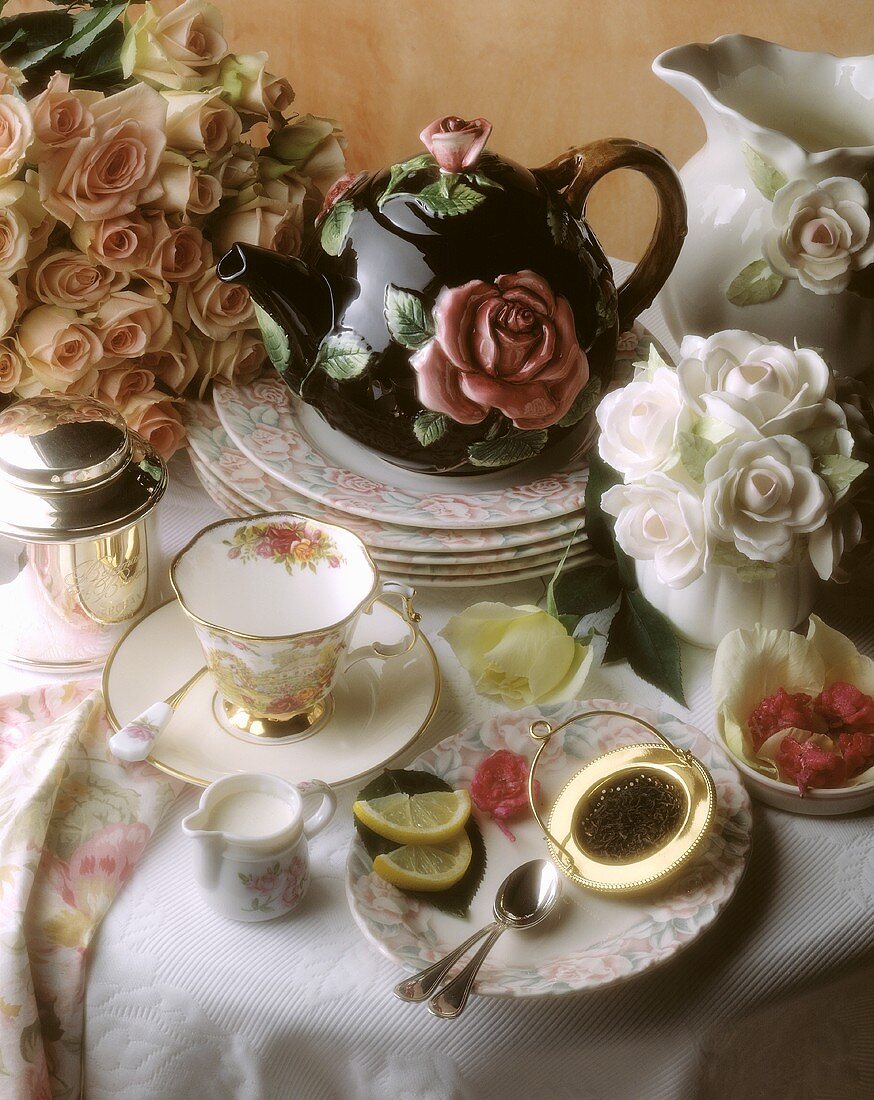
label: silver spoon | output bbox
[394,859,562,1013]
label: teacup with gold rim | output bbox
[170,512,420,739]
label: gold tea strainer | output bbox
[527,709,716,894]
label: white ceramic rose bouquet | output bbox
[0,0,345,458]
[591,330,870,647]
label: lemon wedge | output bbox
[353,789,472,845]
[372,833,473,892]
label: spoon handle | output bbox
[428,924,505,1018]
[393,922,497,1002]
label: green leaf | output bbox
[71,20,125,87]
[557,378,602,428]
[815,454,868,497]
[470,171,502,190]
[378,153,436,207]
[320,199,353,257]
[545,530,583,620]
[467,429,548,467]
[552,559,622,618]
[314,330,374,380]
[0,10,73,71]
[675,428,717,482]
[253,302,290,373]
[418,178,485,217]
[354,769,486,917]
[413,410,449,447]
[63,2,126,59]
[384,284,435,350]
[742,142,788,200]
[584,450,622,560]
[605,589,686,705]
[726,259,785,306]
[634,341,672,381]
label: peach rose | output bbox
[29,72,102,159]
[32,249,128,309]
[0,336,22,393]
[38,83,167,227]
[120,391,186,459]
[95,363,157,406]
[0,180,46,276]
[142,329,199,392]
[0,275,19,337]
[17,306,102,393]
[219,52,294,122]
[192,328,265,395]
[0,62,23,97]
[122,0,228,91]
[411,270,589,430]
[71,210,171,281]
[0,93,32,184]
[213,142,259,196]
[151,152,222,216]
[162,89,240,156]
[97,291,173,364]
[211,176,306,255]
[159,223,211,282]
[176,267,253,340]
[267,114,346,198]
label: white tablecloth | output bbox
[4,291,873,1100]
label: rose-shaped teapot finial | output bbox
[419,115,493,173]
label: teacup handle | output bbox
[344,582,421,669]
[296,779,337,839]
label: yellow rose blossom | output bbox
[440,602,594,709]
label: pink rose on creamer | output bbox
[411,271,589,430]
[420,115,492,173]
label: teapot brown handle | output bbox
[536,139,686,330]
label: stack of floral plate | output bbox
[181,325,658,587]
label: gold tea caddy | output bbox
[527,708,716,894]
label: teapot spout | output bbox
[217,243,334,369]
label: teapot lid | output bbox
[0,395,167,543]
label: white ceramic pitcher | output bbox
[654,35,874,378]
[181,773,336,922]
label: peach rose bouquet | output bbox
[0,0,345,457]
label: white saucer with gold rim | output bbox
[102,598,440,788]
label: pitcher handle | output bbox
[297,779,337,839]
[344,582,421,669]
[535,139,687,329]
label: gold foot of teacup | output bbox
[213,693,334,745]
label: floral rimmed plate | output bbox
[345,700,751,997]
[183,400,588,557]
[212,325,662,531]
[185,443,586,565]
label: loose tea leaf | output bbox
[576,772,683,860]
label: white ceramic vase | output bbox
[653,35,874,378]
[635,558,820,650]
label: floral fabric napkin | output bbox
[0,682,182,1099]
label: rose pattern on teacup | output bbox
[238,854,310,915]
[200,625,345,718]
[224,518,344,573]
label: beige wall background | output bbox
[217,0,874,260]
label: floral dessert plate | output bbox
[186,445,586,566]
[183,400,589,556]
[103,599,440,788]
[212,326,662,531]
[346,700,751,997]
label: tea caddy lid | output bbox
[0,395,168,543]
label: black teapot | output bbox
[218,116,686,475]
